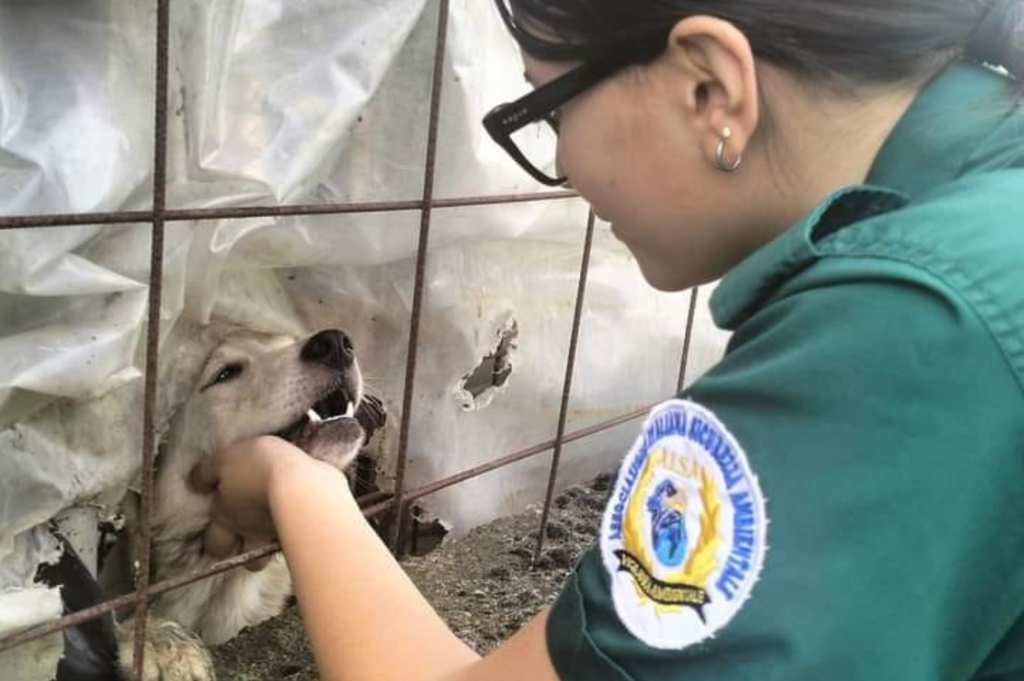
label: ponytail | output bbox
[966,0,1024,79]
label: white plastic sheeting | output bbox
[0,1,730,676]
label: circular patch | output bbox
[600,399,767,650]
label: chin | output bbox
[614,230,707,292]
[635,258,696,293]
[646,276,692,293]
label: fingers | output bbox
[201,521,277,570]
[189,455,220,494]
[202,520,240,560]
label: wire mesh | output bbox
[0,0,704,667]
[389,0,452,555]
[128,0,172,674]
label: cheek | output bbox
[558,102,673,219]
[600,134,710,238]
[556,126,626,218]
[209,396,250,445]
[182,398,235,452]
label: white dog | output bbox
[111,328,369,681]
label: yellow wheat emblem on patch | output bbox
[620,448,722,615]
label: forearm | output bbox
[268,461,479,681]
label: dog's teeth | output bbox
[343,402,355,418]
[307,408,323,424]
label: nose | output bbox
[301,329,354,370]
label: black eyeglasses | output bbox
[483,53,632,186]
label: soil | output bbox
[211,475,613,681]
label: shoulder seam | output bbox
[815,236,1024,400]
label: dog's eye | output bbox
[211,363,244,386]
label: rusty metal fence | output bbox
[0,0,702,676]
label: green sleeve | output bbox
[546,258,1024,680]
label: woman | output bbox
[191,0,1024,678]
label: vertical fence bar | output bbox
[131,0,171,676]
[389,0,452,555]
[676,287,701,393]
[0,0,714,660]
[533,210,597,563]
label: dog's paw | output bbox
[293,416,364,471]
[117,617,216,681]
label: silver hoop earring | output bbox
[716,127,743,173]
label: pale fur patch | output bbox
[119,329,365,679]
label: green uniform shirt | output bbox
[547,61,1024,680]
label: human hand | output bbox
[189,436,316,569]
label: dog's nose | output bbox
[301,329,354,370]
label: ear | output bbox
[661,16,760,169]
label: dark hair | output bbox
[495,0,1024,87]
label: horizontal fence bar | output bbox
[363,402,654,517]
[357,490,394,507]
[0,400,654,653]
[0,191,579,230]
[0,542,282,655]
[0,489,391,654]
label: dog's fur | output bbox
[113,328,366,681]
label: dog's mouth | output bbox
[274,386,357,444]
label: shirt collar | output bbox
[709,62,1023,330]
[709,186,906,329]
[866,61,1024,194]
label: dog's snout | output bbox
[301,329,354,370]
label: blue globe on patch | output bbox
[647,479,689,568]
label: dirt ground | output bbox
[211,475,613,681]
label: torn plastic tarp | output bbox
[0,1,730,677]
[0,527,65,680]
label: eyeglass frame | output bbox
[482,52,634,186]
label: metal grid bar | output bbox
[533,210,597,562]
[0,0,707,666]
[130,0,172,675]
[677,287,701,392]
[389,0,452,555]
[362,402,658,517]
[0,399,659,654]
[0,191,579,231]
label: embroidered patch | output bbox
[600,400,767,650]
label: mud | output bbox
[211,476,612,680]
